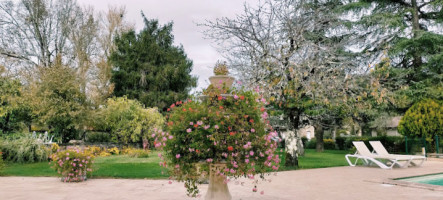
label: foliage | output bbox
[0,151,4,173]
[96,97,164,144]
[341,0,443,111]
[50,143,59,154]
[213,61,229,75]
[323,139,336,150]
[306,138,317,149]
[85,146,102,156]
[122,148,150,158]
[0,135,50,163]
[110,13,197,111]
[398,99,443,139]
[26,59,87,143]
[0,68,31,134]
[108,147,120,155]
[85,132,111,143]
[50,148,94,182]
[153,87,280,197]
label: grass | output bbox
[1,149,350,178]
[1,151,168,179]
[277,149,350,170]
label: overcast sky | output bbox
[76,0,259,91]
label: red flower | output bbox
[228,146,234,151]
[260,107,265,112]
[196,149,200,153]
[171,104,175,108]
[193,124,198,128]
[189,107,193,112]
[219,106,224,110]
[249,119,254,123]
[168,121,174,126]
[244,115,249,118]
[167,108,171,112]
[240,96,245,100]
[218,96,223,101]
[182,108,187,112]
[229,132,235,136]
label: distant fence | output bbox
[405,135,443,156]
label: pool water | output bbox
[398,173,443,186]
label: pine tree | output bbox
[342,0,443,110]
[110,13,197,111]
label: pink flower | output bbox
[151,134,156,137]
[168,181,172,184]
[197,121,203,125]
[79,164,83,167]
[204,125,210,130]
[206,158,213,163]
[234,95,239,99]
[260,191,264,195]
[168,135,173,139]
[251,128,255,133]
[249,151,254,156]
[245,159,249,163]
[253,187,257,192]
[176,154,181,159]
[214,125,219,129]
[66,157,69,161]
[186,128,192,133]
[175,164,180,168]
[189,122,194,125]
[66,153,69,156]
[72,163,76,167]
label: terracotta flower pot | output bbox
[209,75,235,89]
[205,163,232,200]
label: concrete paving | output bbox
[1,160,443,200]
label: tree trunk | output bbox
[314,123,324,152]
[411,0,422,70]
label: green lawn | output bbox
[1,149,350,178]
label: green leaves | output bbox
[110,14,196,111]
[98,97,164,144]
[398,99,443,139]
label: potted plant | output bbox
[153,86,280,199]
[208,61,235,89]
[50,148,94,182]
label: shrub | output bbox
[99,151,111,157]
[126,148,150,158]
[50,148,94,182]
[97,97,164,144]
[0,151,4,173]
[323,139,336,150]
[85,146,102,156]
[85,132,110,143]
[0,135,50,163]
[335,137,346,150]
[108,147,119,155]
[306,138,317,149]
[301,136,308,147]
[398,99,442,139]
[50,143,60,154]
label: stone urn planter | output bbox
[205,163,231,200]
[209,75,235,89]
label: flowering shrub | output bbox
[108,147,120,155]
[50,149,94,182]
[124,148,150,158]
[85,146,102,156]
[153,87,280,197]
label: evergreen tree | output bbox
[342,0,443,110]
[398,99,442,139]
[110,13,197,111]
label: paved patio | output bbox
[1,159,443,200]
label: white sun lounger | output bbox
[369,141,425,167]
[345,141,412,169]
